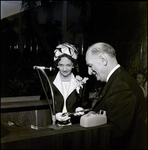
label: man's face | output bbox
[86,50,106,82]
[136,74,145,85]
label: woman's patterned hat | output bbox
[54,43,78,61]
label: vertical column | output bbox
[62,1,68,42]
[18,12,24,54]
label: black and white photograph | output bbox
[1,1,147,149]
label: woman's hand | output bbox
[56,112,70,122]
[74,107,84,116]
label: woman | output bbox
[43,43,91,126]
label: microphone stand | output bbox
[34,67,63,130]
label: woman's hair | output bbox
[54,53,78,67]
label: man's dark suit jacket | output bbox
[92,66,147,149]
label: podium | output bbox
[1,123,111,149]
[1,99,112,149]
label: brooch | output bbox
[75,75,89,94]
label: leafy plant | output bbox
[9,78,33,96]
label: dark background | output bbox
[1,1,147,97]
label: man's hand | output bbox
[74,107,84,116]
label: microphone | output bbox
[33,66,53,71]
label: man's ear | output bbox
[99,54,108,66]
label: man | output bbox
[136,72,147,98]
[85,42,147,149]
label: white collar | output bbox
[53,72,77,97]
[106,64,120,82]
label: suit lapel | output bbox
[92,67,122,109]
[97,83,108,101]
[53,72,63,96]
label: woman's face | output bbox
[57,56,74,78]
